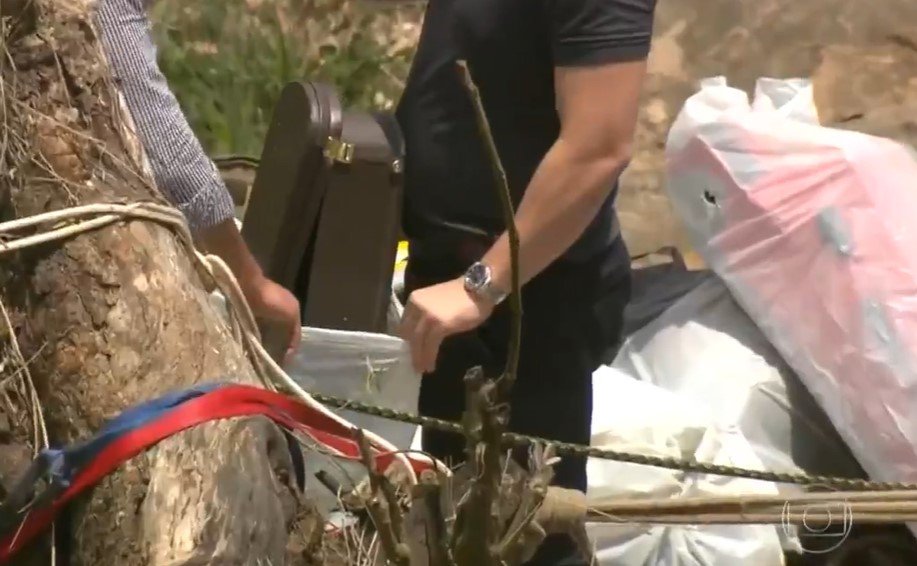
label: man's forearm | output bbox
[197,220,267,296]
[481,139,629,291]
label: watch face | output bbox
[465,263,489,289]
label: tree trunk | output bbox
[1,1,320,564]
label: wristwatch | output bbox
[463,262,508,305]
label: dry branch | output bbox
[589,488,917,526]
[455,60,521,390]
[402,468,455,566]
[355,428,410,565]
[417,469,454,566]
[448,60,595,566]
[450,368,505,565]
[497,447,555,563]
[443,61,545,566]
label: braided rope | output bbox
[6,202,917,496]
[311,392,917,492]
[207,156,912,491]
[208,156,909,491]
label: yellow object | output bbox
[680,248,707,270]
[395,240,409,273]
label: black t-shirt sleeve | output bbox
[546,0,657,67]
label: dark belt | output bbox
[407,232,495,266]
[407,213,621,267]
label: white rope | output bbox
[0,201,447,483]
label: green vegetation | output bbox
[151,0,422,156]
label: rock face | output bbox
[619,0,917,256]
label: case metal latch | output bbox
[323,137,354,165]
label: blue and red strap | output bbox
[0,384,432,562]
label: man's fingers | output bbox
[283,347,295,366]
[421,322,445,374]
[400,301,430,374]
[286,321,301,360]
[398,301,418,340]
[409,317,428,374]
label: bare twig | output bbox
[449,60,533,565]
[455,60,522,391]
[0,298,47,454]
[408,469,455,566]
[498,447,555,562]
[451,369,504,565]
[354,428,410,565]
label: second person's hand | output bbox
[244,274,302,364]
[198,218,302,363]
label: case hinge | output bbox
[323,137,354,165]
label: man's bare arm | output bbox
[481,60,647,291]
[399,61,649,373]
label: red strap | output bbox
[0,385,432,562]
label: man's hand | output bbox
[198,219,302,363]
[399,278,494,373]
[241,274,302,363]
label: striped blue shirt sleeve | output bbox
[94,0,236,231]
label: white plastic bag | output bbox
[586,367,786,566]
[749,78,818,123]
[286,325,420,450]
[665,77,917,516]
[208,288,419,450]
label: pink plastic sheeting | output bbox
[666,77,917,489]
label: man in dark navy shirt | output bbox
[396,0,656,562]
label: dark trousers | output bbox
[404,242,631,565]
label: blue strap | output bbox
[2,383,224,516]
[2,381,306,525]
[51,383,225,485]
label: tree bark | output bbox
[1,1,320,564]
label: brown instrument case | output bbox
[242,81,404,357]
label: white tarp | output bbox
[585,365,786,566]
[597,272,878,564]
[614,275,861,484]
